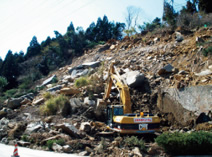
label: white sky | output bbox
[0,0,186,60]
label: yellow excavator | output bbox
[97,62,160,134]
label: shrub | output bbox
[4,88,18,98]
[123,136,146,151]
[177,13,212,29]
[202,46,212,57]
[0,76,8,89]
[40,94,69,115]
[21,134,30,142]
[74,77,89,88]
[155,131,212,155]
[42,92,53,100]
[46,139,65,151]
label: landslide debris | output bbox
[0,27,212,156]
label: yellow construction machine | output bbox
[97,62,160,134]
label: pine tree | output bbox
[25,36,41,59]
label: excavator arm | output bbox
[101,62,132,114]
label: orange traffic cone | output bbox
[11,143,20,157]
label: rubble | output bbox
[1,25,212,156]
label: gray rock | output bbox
[5,97,24,109]
[84,97,95,106]
[158,85,212,126]
[82,61,100,68]
[25,122,43,134]
[63,75,73,83]
[71,69,89,79]
[1,137,8,144]
[79,151,89,156]
[195,69,212,76]
[63,145,72,153]
[41,75,57,87]
[55,123,79,137]
[46,85,62,92]
[17,140,31,147]
[123,71,145,88]
[52,143,63,152]
[178,70,189,75]
[79,122,91,133]
[70,98,83,114]
[176,32,184,42]
[158,64,174,75]
[21,93,34,100]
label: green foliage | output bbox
[0,50,20,89]
[70,142,84,150]
[163,2,178,27]
[42,92,53,100]
[202,46,212,57]
[18,70,42,89]
[40,94,69,115]
[124,27,137,36]
[0,76,8,89]
[21,134,30,142]
[25,36,41,59]
[74,77,89,88]
[85,15,125,42]
[139,17,161,33]
[46,139,65,151]
[4,88,18,98]
[156,131,212,155]
[123,136,146,151]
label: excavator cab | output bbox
[106,105,124,128]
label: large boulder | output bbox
[4,93,35,110]
[69,98,84,114]
[25,122,43,134]
[122,71,145,88]
[55,123,79,137]
[71,69,89,79]
[157,85,212,126]
[5,97,24,109]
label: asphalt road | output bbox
[0,143,80,157]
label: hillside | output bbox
[0,26,212,156]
